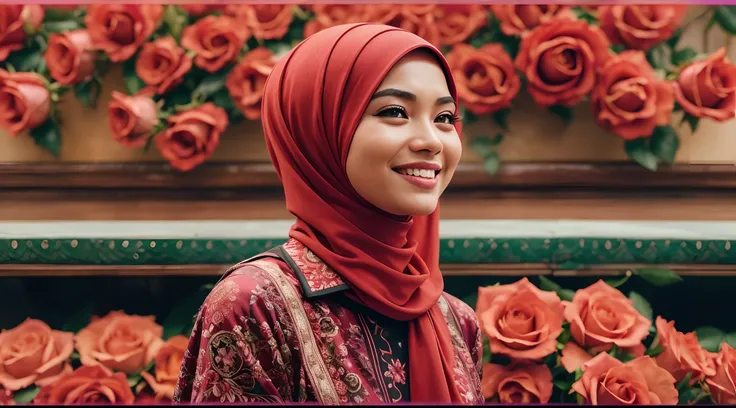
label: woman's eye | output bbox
[376,106,407,119]
[436,113,459,125]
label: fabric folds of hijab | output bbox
[261,23,462,403]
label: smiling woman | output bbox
[174,23,483,405]
[347,50,462,216]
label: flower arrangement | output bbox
[0,311,188,405]
[0,4,734,173]
[472,271,736,405]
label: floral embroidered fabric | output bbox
[174,239,483,404]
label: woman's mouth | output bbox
[393,168,439,179]
[392,164,441,189]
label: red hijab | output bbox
[261,23,462,403]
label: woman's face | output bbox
[346,51,462,217]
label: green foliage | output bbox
[694,326,736,352]
[681,112,700,134]
[192,68,230,101]
[714,6,736,34]
[548,105,574,125]
[632,267,682,286]
[74,78,102,108]
[492,108,510,132]
[572,7,598,25]
[670,48,698,66]
[161,283,213,339]
[538,276,575,302]
[628,291,653,321]
[624,138,659,172]
[13,386,40,404]
[650,126,680,164]
[604,272,631,288]
[645,44,667,70]
[29,118,62,157]
[468,15,520,58]
[122,57,146,95]
[470,134,504,176]
[644,343,665,357]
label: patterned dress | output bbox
[173,239,484,404]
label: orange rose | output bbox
[178,4,225,16]
[182,15,249,73]
[490,5,570,36]
[380,5,440,47]
[654,317,716,383]
[34,365,134,404]
[226,47,275,121]
[572,353,678,404]
[226,5,293,40]
[140,335,188,401]
[304,5,374,38]
[591,51,674,140]
[0,70,50,137]
[560,342,593,373]
[107,91,159,148]
[0,5,43,61]
[0,319,73,391]
[564,280,650,352]
[434,5,487,46]
[482,363,552,403]
[74,310,164,375]
[85,4,163,62]
[44,30,96,86]
[674,48,736,122]
[448,43,521,115]
[515,18,611,107]
[600,5,687,51]
[707,343,736,404]
[476,278,564,360]
[155,103,228,172]
[136,36,192,95]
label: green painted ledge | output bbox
[1,221,735,268]
[0,237,733,267]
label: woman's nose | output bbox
[408,120,443,155]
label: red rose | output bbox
[156,103,228,172]
[434,5,487,46]
[707,343,736,404]
[226,5,293,41]
[33,366,134,404]
[447,43,521,115]
[226,47,276,120]
[490,5,570,36]
[0,70,50,136]
[44,30,96,86]
[181,15,249,73]
[0,5,43,61]
[136,36,192,94]
[85,4,163,62]
[179,4,225,16]
[591,51,674,140]
[674,47,736,122]
[516,18,611,107]
[600,5,688,51]
[107,91,159,148]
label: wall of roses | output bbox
[2,3,736,406]
[0,4,734,171]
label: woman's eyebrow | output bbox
[371,88,456,106]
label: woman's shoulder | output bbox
[198,257,302,324]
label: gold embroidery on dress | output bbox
[438,295,484,404]
[251,259,341,405]
[205,280,239,327]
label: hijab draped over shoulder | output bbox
[261,23,463,403]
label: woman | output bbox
[174,23,483,404]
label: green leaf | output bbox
[676,372,693,392]
[650,126,679,164]
[482,337,491,365]
[645,45,667,70]
[29,119,62,157]
[43,7,78,21]
[572,6,598,24]
[127,373,142,388]
[539,275,562,292]
[695,326,726,352]
[628,291,653,321]
[665,30,682,48]
[624,138,658,172]
[193,68,230,101]
[13,386,40,404]
[74,80,100,108]
[492,108,510,131]
[645,344,665,357]
[681,112,700,134]
[482,151,501,175]
[609,44,626,54]
[470,136,497,157]
[605,272,631,288]
[163,5,186,40]
[726,332,736,349]
[671,48,698,66]
[123,58,146,94]
[574,368,583,381]
[548,105,573,125]
[161,285,212,339]
[43,20,83,33]
[553,379,573,391]
[557,289,575,302]
[633,267,682,286]
[212,88,236,113]
[557,328,571,345]
[714,6,736,35]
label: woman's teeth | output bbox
[396,168,437,179]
